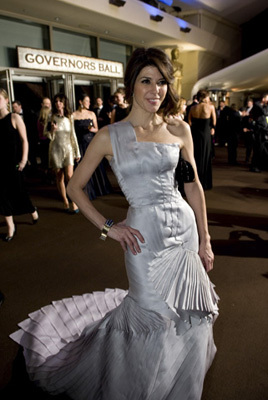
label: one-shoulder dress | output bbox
[10,121,219,400]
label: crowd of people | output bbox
[1,71,268,243]
[1,79,267,242]
[178,91,268,191]
[0,87,131,240]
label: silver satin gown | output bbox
[10,121,219,400]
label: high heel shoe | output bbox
[32,207,39,224]
[68,208,80,215]
[4,225,16,242]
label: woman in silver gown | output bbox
[45,93,80,213]
[11,48,219,400]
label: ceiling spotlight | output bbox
[109,0,126,7]
[180,27,191,33]
[150,14,164,22]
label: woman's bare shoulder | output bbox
[93,125,111,144]
[166,117,191,137]
[11,112,23,126]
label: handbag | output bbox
[175,157,195,195]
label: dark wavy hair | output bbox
[196,89,209,102]
[52,93,72,118]
[124,47,179,116]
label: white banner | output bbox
[17,47,124,78]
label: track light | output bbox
[109,0,126,7]
[180,27,191,33]
[150,14,164,22]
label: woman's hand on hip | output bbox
[108,220,145,255]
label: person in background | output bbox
[0,89,38,242]
[227,103,241,165]
[110,88,129,123]
[93,97,110,129]
[45,93,80,213]
[246,98,254,114]
[215,100,231,147]
[174,97,187,120]
[37,97,51,180]
[248,93,268,172]
[73,93,111,200]
[10,47,218,400]
[12,99,38,175]
[185,94,198,123]
[188,89,217,190]
[240,106,254,164]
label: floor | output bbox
[0,145,267,399]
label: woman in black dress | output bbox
[110,88,129,123]
[73,93,112,200]
[0,88,38,241]
[188,89,217,190]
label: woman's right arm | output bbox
[12,113,28,171]
[67,127,144,254]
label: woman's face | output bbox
[81,96,90,110]
[55,97,64,112]
[0,94,8,111]
[133,66,167,114]
[42,98,51,109]
[114,92,125,105]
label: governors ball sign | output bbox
[17,47,124,78]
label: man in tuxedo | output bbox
[248,93,268,172]
[12,100,38,174]
[93,97,110,129]
[216,100,232,147]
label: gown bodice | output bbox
[109,121,181,208]
[109,121,199,254]
[74,119,94,141]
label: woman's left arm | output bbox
[210,104,217,136]
[177,123,214,272]
[90,112,99,133]
[12,113,29,171]
[70,115,81,161]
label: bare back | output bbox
[189,102,216,127]
[189,103,212,119]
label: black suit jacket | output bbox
[93,106,110,129]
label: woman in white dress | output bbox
[45,93,80,213]
[11,48,219,400]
